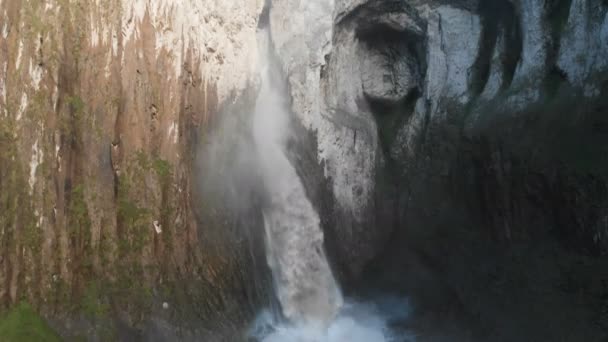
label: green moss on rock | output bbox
[80,282,110,320]
[0,302,62,342]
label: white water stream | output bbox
[253,29,343,326]
[250,28,414,342]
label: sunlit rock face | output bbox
[269,0,608,279]
[2,0,608,339]
[0,0,266,338]
[268,0,608,340]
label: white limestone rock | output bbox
[270,0,377,234]
[29,139,43,193]
[390,98,428,162]
[424,6,481,116]
[480,30,507,100]
[120,0,264,101]
[511,0,548,85]
[360,41,420,103]
[557,0,608,89]
[153,220,162,234]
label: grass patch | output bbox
[0,302,62,342]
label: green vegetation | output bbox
[134,150,173,181]
[117,184,151,254]
[67,184,92,256]
[126,150,174,250]
[80,282,110,320]
[61,94,102,143]
[110,151,171,320]
[0,303,62,342]
[0,119,40,256]
[65,95,86,129]
[66,95,86,115]
[152,158,172,180]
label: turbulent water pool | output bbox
[250,297,415,342]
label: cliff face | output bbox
[269,0,608,276]
[2,0,608,340]
[269,0,608,340]
[0,0,267,338]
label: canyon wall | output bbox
[1,0,608,340]
[270,0,608,278]
[269,0,608,340]
[0,0,267,339]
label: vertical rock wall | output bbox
[269,0,608,277]
[0,0,264,337]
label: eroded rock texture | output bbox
[2,0,608,340]
[0,0,269,339]
[269,0,608,340]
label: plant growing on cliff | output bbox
[0,118,41,261]
[67,184,93,276]
[80,281,110,320]
[152,158,172,180]
[117,183,150,254]
[0,302,62,342]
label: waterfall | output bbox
[252,28,343,327]
[249,13,413,342]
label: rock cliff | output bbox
[1,0,268,339]
[269,0,608,340]
[1,0,608,340]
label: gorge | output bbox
[1,0,608,341]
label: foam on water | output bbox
[250,298,416,342]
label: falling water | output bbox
[249,26,414,342]
[252,28,343,326]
